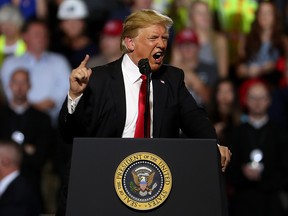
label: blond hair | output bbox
[0,5,24,28]
[120,9,173,53]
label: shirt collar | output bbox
[24,51,48,61]
[248,115,269,129]
[122,54,142,84]
[0,170,20,197]
[9,103,29,115]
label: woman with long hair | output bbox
[236,1,287,85]
[188,0,229,79]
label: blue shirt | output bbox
[1,51,71,125]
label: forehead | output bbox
[11,70,29,80]
[248,84,269,96]
[259,3,273,11]
[27,23,47,32]
[219,82,233,90]
[192,2,209,12]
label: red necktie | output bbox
[134,75,150,138]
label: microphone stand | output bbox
[144,71,151,138]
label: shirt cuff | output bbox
[67,93,83,114]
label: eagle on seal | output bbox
[132,170,155,193]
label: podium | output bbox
[66,138,228,215]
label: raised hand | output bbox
[69,54,92,99]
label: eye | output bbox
[149,36,158,41]
[162,36,169,41]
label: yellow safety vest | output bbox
[0,35,26,66]
[215,0,258,33]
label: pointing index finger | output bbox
[79,54,90,68]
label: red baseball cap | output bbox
[239,78,270,108]
[175,28,198,45]
[102,20,123,36]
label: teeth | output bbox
[153,53,162,59]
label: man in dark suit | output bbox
[58,9,231,214]
[0,140,41,216]
[59,9,231,164]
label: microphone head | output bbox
[138,58,150,75]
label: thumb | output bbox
[79,54,90,68]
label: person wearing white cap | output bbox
[53,0,98,69]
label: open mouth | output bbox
[153,52,163,60]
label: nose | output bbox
[157,38,166,49]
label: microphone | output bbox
[138,58,151,76]
[138,58,151,138]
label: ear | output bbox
[0,156,10,167]
[124,37,135,52]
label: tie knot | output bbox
[140,74,147,81]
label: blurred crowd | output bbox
[0,0,288,215]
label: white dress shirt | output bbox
[0,170,20,197]
[68,54,153,137]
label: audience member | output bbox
[215,0,258,66]
[208,78,241,146]
[87,19,123,68]
[188,0,229,79]
[110,0,153,21]
[53,0,98,69]
[170,28,218,105]
[0,0,48,20]
[152,0,171,14]
[167,0,193,34]
[0,68,52,211]
[0,5,26,105]
[0,5,26,66]
[227,79,288,216]
[216,0,258,34]
[236,1,287,86]
[0,140,41,216]
[1,18,71,126]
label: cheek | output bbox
[135,43,150,56]
[225,93,234,103]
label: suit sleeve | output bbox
[177,69,217,139]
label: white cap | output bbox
[57,0,88,20]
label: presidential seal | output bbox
[114,152,172,211]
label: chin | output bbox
[151,64,162,72]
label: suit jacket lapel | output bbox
[152,66,168,137]
[110,57,126,137]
